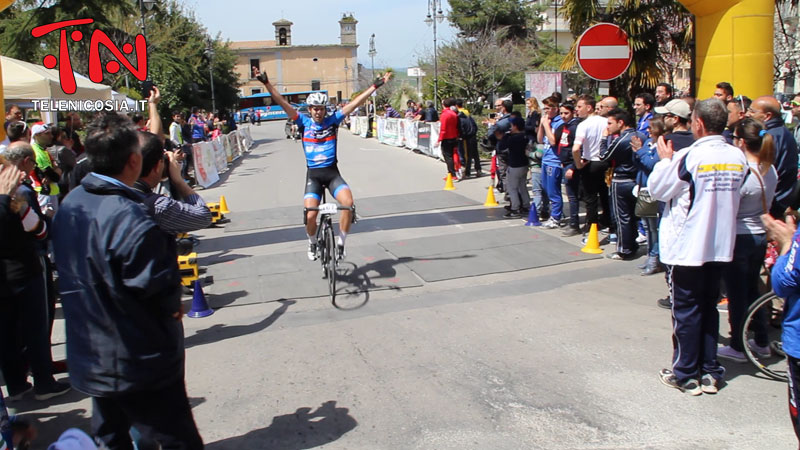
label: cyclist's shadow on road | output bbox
[333,254,475,310]
[205,400,357,450]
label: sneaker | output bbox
[717,345,747,363]
[657,297,672,309]
[608,233,618,244]
[34,380,71,401]
[503,210,521,218]
[771,341,786,358]
[562,227,581,237]
[337,243,346,260]
[606,252,625,260]
[599,227,611,235]
[307,242,318,261]
[700,374,719,394]
[747,339,771,358]
[636,233,648,244]
[7,382,33,401]
[542,218,559,229]
[659,369,702,396]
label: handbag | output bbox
[635,186,659,217]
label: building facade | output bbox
[231,14,359,104]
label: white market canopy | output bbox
[1,55,112,101]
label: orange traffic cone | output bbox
[581,223,603,254]
[187,280,214,318]
[219,195,230,214]
[443,173,456,191]
[484,183,499,206]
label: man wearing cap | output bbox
[30,123,61,216]
[747,96,799,217]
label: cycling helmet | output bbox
[307,92,328,106]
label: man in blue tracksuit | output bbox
[764,214,800,446]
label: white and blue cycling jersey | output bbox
[295,111,346,169]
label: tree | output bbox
[559,0,692,99]
[448,0,542,41]
[775,1,800,90]
[435,32,529,113]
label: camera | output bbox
[489,112,497,119]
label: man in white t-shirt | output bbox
[572,94,611,231]
[649,98,747,396]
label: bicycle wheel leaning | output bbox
[325,220,337,302]
[742,291,787,382]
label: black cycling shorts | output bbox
[304,165,350,201]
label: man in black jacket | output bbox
[747,96,799,217]
[599,109,645,260]
[52,113,203,450]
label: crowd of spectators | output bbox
[0,85,214,448]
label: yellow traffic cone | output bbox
[443,173,456,191]
[484,184,499,206]
[219,195,230,214]
[581,223,603,254]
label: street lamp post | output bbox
[425,0,444,107]
[368,34,377,81]
[138,0,156,38]
[206,40,216,113]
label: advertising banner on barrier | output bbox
[431,121,442,159]
[211,138,227,173]
[192,142,220,188]
[404,119,418,149]
[417,123,432,154]
[376,117,385,142]
[358,117,369,138]
[350,116,361,135]
[383,119,402,146]
[222,133,234,162]
[229,131,242,159]
[241,126,253,149]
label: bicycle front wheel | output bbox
[325,222,336,302]
[742,292,787,382]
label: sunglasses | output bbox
[792,100,800,107]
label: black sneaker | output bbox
[657,297,672,310]
[701,374,719,394]
[307,242,318,261]
[658,369,702,396]
[562,227,581,237]
[7,382,33,401]
[337,243,346,260]
[503,210,521,218]
[34,380,71,400]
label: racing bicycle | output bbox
[742,291,787,381]
[303,192,355,306]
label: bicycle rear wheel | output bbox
[325,221,337,302]
[742,292,787,382]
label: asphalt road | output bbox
[22,121,796,449]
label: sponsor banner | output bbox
[417,122,431,155]
[212,137,227,173]
[377,116,385,142]
[222,133,234,162]
[358,117,369,138]
[383,118,403,147]
[241,126,253,149]
[431,121,442,159]
[404,119,418,149]
[192,142,220,188]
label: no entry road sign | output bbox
[576,23,633,81]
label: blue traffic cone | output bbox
[187,280,214,318]
[525,203,541,227]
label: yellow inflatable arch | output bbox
[0,0,776,142]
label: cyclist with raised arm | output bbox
[252,66,391,260]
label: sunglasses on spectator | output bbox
[792,100,800,107]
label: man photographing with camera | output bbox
[133,132,212,234]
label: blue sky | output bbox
[189,0,458,69]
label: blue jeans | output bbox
[721,233,768,352]
[542,165,563,220]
